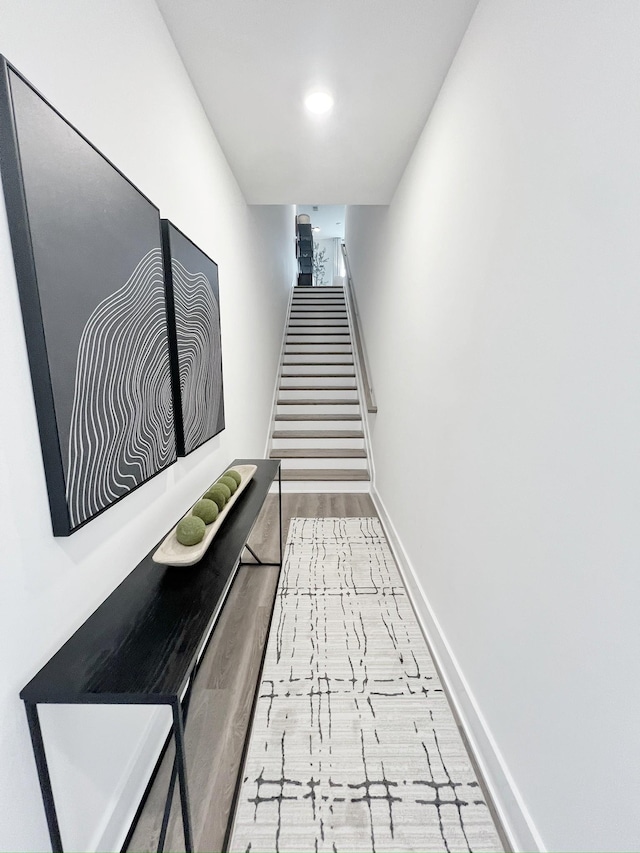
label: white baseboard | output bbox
[371,486,545,853]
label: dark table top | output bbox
[20,459,280,705]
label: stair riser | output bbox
[276,458,368,471]
[280,376,356,387]
[289,311,347,326]
[278,389,357,401]
[274,421,362,431]
[290,316,348,322]
[282,470,369,482]
[287,326,349,332]
[281,366,356,376]
[271,481,371,495]
[276,403,360,416]
[283,355,354,364]
[288,320,348,325]
[285,345,352,354]
[291,304,345,311]
[288,314,347,319]
[287,338,351,347]
[291,295,345,300]
[271,437,365,449]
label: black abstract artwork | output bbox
[0,57,176,536]
[161,221,225,457]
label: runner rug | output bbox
[230,518,503,852]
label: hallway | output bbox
[1,2,639,851]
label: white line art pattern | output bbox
[66,248,175,528]
[171,258,222,454]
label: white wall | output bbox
[346,2,640,851]
[0,2,293,850]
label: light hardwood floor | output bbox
[125,493,377,853]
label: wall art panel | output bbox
[161,220,225,457]
[0,57,176,535]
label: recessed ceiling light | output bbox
[304,91,334,115]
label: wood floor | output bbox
[125,493,377,853]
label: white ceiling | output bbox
[156,0,479,205]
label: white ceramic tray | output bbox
[152,464,257,567]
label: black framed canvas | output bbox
[0,57,176,536]
[161,220,225,456]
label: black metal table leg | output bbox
[278,464,283,567]
[24,702,63,853]
[157,675,195,853]
[172,697,194,853]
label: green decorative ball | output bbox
[176,515,206,546]
[219,475,238,495]
[204,486,227,511]
[191,498,219,525]
[215,481,231,500]
[225,469,242,487]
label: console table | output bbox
[20,458,282,853]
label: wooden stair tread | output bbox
[281,469,370,481]
[287,331,351,337]
[285,350,353,355]
[277,398,358,405]
[281,373,356,378]
[274,414,361,421]
[282,360,354,365]
[270,449,366,458]
[273,430,364,438]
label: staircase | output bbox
[269,286,370,492]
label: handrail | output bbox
[341,242,377,414]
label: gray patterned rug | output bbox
[230,518,503,852]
